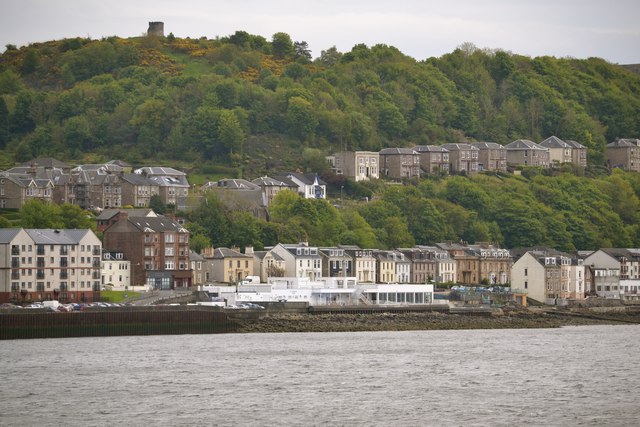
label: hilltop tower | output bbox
[147,22,164,37]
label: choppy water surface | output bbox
[2,325,639,426]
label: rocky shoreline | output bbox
[231,308,640,333]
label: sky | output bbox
[1,0,639,64]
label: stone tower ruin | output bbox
[147,22,165,37]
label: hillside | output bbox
[2,32,640,251]
[1,32,639,172]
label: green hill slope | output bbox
[1,32,639,172]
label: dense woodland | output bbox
[1,31,640,251]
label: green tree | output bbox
[218,109,245,158]
[19,200,63,228]
[21,49,40,75]
[189,193,232,247]
[149,194,167,214]
[9,90,35,135]
[63,116,93,154]
[294,41,312,62]
[271,32,294,59]
[287,96,317,141]
[58,204,95,229]
[0,97,9,148]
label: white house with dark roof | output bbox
[274,173,326,199]
[505,139,550,168]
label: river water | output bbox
[1,325,639,426]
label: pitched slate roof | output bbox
[96,209,156,220]
[252,176,292,187]
[0,228,24,243]
[20,158,71,169]
[470,142,504,150]
[203,179,260,190]
[107,159,131,168]
[211,247,252,259]
[24,229,93,245]
[412,145,449,153]
[608,138,640,148]
[0,173,53,189]
[505,139,548,150]
[274,172,327,186]
[539,136,571,148]
[134,166,186,176]
[379,147,419,155]
[189,251,205,262]
[119,173,156,186]
[564,139,586,149]
[128,217,188,233]
[441,143,479,151]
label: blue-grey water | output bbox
[1,325,639,426]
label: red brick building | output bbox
[103,214,192,289]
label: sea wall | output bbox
[0,307,233,339]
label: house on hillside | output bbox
[119,173,159,208]
[470,142,507,172]
[378,148,421,179]
[539,136,576,166]
[251,176,296,207]
[441,143,479,174]
[134,166,190,210]
[606,138,640,172]
[326,151,380,181]
[0,173,54,209]
[412,145,450,175]
[273,173,326,199]
[505,139,550,168]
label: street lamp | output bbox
[340,185,344,205]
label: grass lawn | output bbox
[101,290,140,302]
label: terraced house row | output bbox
[3,217,640,306]
[1,136,637,211]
